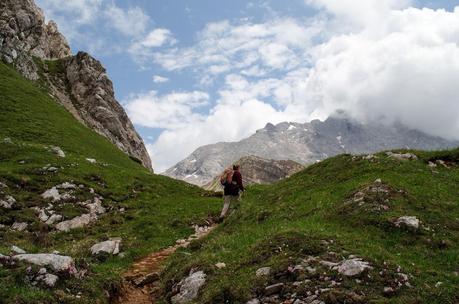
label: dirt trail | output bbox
[112,223,216,304]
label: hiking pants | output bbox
[220,195,239,218]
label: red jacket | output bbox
[224,170,244,196]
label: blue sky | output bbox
[36,0,459,171]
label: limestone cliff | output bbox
[0,0,152,171]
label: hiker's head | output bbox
[233,164,240,171]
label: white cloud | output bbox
[153,75,170,83]
[104,4,150,37]
[131,3,459,173]
[129,29,177,62]
[149,18,320,74]
[125,91,209,130]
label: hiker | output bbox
[219,164,244,219]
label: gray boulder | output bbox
[13,254,75,272]
[255,267,271,277]
[55,214,96,232]
[0,195,16,209]
[11,222,28,231]
[45,214,63,225]
[395,216,420,230]
[171,271,206,304]
[11,245,26,254]
[41,187,61,202]
[90,238,121,256]
[336,258,372,277]
[50,146,65,158]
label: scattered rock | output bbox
[85,197,106,215]
[394,216,420,230]
[386,151,418,161]
[42,273,59,287]
[264,283,284,296]
[55,214,97,232]
[256,267,272,277]
[38,209,49,222]
[171,271,206,304]
[11,222,28,231]
[336,258,372,277]
[133,272,160,287]
[56,182,76,189]
[90,238,121,256]
[0,195,16,209]
[86,158,97,164]
[46,214,63,225]
[13,254,75,272]
[50,146,65,158]
[11,245,26,254]
[41,187,61,202]
[215,262,226,269]
[246,299,260,304]
[383,286,395,296]
[436,160,449,168]
[0,182,8,188]
[428,161,437,168]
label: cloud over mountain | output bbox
[124,1,459,171]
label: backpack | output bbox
[220,169,234,185]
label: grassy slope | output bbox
[159,151,459,303]
[0,62,221,303]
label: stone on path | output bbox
[171,271,206,304]
[264,283,284,296]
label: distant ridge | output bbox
[164,115,459,185]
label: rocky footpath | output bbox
[204,155,304,191]
[0,0,152,171]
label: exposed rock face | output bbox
[165,115,459,186]
[0,0,71,79]
[58,52,152,170]
[0,0,153,171]
[204,155,304,191]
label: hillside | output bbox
[164,117,459,186]
[204,156,304,192]
[0,61,221,303]
[156,149,459,303]
[0,0,152,171]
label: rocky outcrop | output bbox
[56,52,152,170]
[204,155,304,191]
[0,0,71,80]
[0,0,153,171]
[165,115,459,186]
